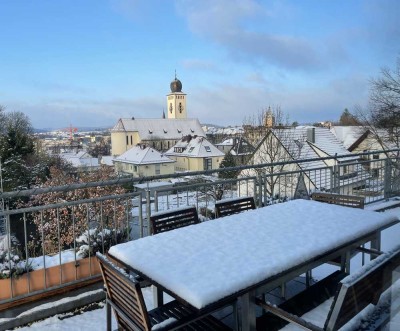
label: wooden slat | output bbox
[311,192,364,209]
[150,207,199,235]
[215,196,256,218]
[325,249,400,330]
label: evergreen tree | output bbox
[0,109,36,190]
[219,152,238,179]
[339,108,358,126]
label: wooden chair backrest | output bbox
[97,253,151,331]
[150,206,199,235]
[215,196,256,218]
[311,192,364,209]
[325,248,400,331]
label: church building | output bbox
[111,76,205,156]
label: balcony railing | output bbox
[0,149,399,313]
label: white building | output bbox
[113,144,175,177]
[165,135,224,172]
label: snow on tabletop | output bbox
[109,199,399,310]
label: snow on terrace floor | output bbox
[15,205,400,331]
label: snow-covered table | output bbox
[108,199,399,331]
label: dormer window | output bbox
[177,129,181,133]
[188,147,195,153]
[174,147,184,153]
[190,129,194,133]
[204,146,211,152]
[163,129,167,134]
[148,129,153,134]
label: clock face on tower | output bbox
[169,103,173,113]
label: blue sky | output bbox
[1,0,399,129]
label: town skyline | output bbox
[1,0,399,129]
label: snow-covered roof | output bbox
[165,136,224,158]
[330,126,398,151]
[60,152,99,168]
[100,156,114,166]
[215,137,254,156]
[113,145,174,165]
[111,118,205,140]
[204,126,244,135]
[330,126,368,149]
[59,151,91,159]
[271,126,358,163]
[230,136,255,156]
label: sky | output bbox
[1,0,399,129]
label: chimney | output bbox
[307,128,315,143]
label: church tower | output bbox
[167,75,187,119]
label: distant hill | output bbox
[34,126,112,133]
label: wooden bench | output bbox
[256,247,400,331]
[311,192,365,209]
[97,253,231,331]
[215,196,256,218]
[150,206,199,235]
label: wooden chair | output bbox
[256,247,400,331]
[150,206,199,235]
[311,192,366,268]
[97,253,231,331]
[311,192,364,209]
[214,196,256,218]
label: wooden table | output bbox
[108,200,399,331]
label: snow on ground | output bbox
[16,204,400,331]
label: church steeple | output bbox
[167,73,187,119]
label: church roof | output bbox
[111,118,205,141]
[113,145,175,165]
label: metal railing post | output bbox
[383,158,392,199]
[146,190,151,235]
[257,172,263,207]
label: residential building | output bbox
[60,151,100,172]
[113,144,175,177]
[165,135,224,172]
[331,126,397,178]
[215,136,255,166]
[240,127,370,199]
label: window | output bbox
[204,146,211,152]
[130,135,133,145]
[126,136,128,145]
[134,165,138,172]
[204,158,212,170]
[373,154,379,160]
[372,168,379,178]
[188,147,195,153]
[155,164,160,175]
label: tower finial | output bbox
[175,69,177,79]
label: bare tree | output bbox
[241,107,306,202]
[356,56,400,152]
[243,105,289,146]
